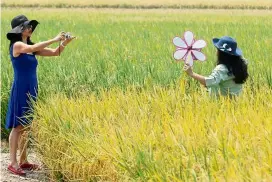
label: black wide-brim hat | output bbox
[212,36,242,56]
[7,15,39,40]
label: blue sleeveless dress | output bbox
[5,44,38,129]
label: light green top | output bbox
[205,64,242,97]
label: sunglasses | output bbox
[21,24,33,31]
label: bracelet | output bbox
[60,42,66,47]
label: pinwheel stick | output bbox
[185,51,193,66]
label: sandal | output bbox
[19,162,39,170]
[7,165,26,176]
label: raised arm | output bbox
[36,47,63,57]
[36,35,76,57]
[184,64,229,87]
[184,64,206,86]
[12,32,65,57]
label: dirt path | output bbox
[1,142,49,182]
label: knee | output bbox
[12,125,25,134]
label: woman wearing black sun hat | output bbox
[5,14,75,176]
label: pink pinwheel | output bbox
[173,31,207,66]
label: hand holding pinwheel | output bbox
[173,31,207,66]
[183,63,193,76]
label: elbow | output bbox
[202,80,207,87]
[53,51,59,56]
[53,49,61,56]
[50,50,59,56]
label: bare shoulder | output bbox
[13,41,25,48]
[12,42,22,57]
[13,41,34,56]
[13,41,26,52]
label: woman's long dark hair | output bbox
[217,50,249,84]
[9,34,35,53]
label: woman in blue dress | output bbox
[6,14,75,176]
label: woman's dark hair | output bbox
[9,34,35,53]
[217,50,249,84]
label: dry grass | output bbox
[32,85,272,181]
